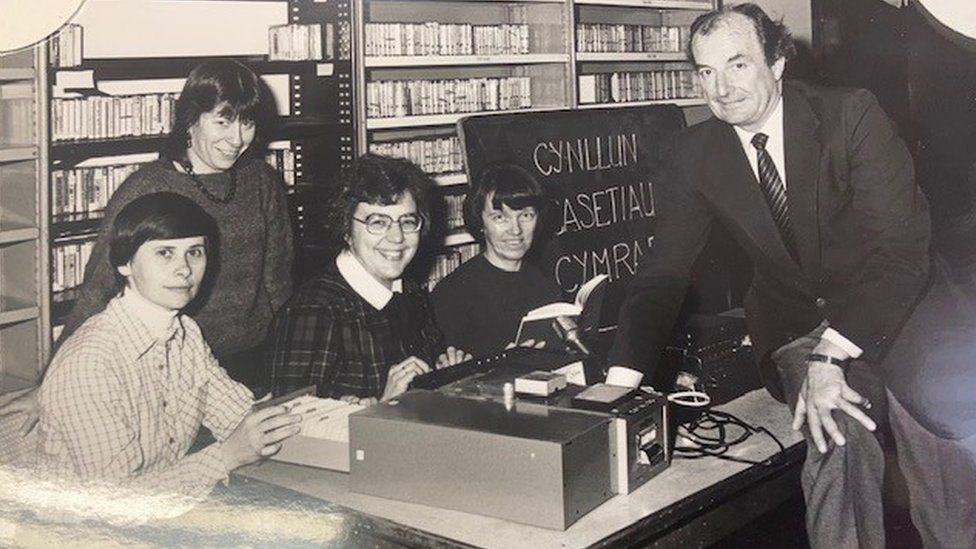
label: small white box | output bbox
[514,371,567,397]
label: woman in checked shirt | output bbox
[34,192,300,508]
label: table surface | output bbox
[237,389,806,549]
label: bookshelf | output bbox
[353,0,714,288]
[0,45,50,390]
[46,0,357,330]
[573,0,710,107]
[353,0,574,287]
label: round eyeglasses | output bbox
[353,213,424,235]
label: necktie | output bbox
[751,132,798,261]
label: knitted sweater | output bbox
[59,157,294,359]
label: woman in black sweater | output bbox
[430,164,561,358]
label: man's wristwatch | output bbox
[806,353,851,369]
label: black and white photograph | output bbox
[0,0,973,546]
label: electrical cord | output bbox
[672,408,786,465]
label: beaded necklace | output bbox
[180,159,237,204]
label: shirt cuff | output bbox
[198,442,233,486]
[821,328,863,359]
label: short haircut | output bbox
[110,192,219,289]
[687,3,796,67]
[463,163,547,239]
[325,153,435,248]
[162,58,275,163]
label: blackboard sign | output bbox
[459,105,686,328]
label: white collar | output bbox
[120,286,180,338]
[732,93,784,151]
[336,250,403,310]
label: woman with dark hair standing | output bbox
[59,59,293,392]
[430,164,561,357]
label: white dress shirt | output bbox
[731,94,862,360]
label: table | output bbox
[237,389,805,548]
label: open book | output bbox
[514,274,609,349]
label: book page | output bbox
[575,273,610,309]
[522,301,581,321]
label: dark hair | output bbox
[687,3,796,67]
[110,192,219,290]
[463,164,547,240]
[162,59,275,164]
[325,154,435,249]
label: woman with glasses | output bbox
[267,154,469,404]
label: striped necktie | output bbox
[751,132,798,261]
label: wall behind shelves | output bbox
[728,0,812,44]
[74,0,288,58]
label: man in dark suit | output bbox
[608,4,975,547]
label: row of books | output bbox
[49,24,84,68]
[369,136,464,175]
[268,23,333,61]
[51,93,178,142]
[52,163,142,221]
[578,70,701,104]
[364,23,529,57]
[445,194,466,230]
[51,150,300,224]
[266,147,299,186]
[366,77,531,119]
[426,243,480,290]
[52,238,95,294]
[576,24,690,54]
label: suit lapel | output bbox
[703,121,801,272]
[782,83,823,278]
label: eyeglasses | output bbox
[353,213,424,235]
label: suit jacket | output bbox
[610,81,935,422]
[879,251,976,438]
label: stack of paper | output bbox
[271,397,365,472]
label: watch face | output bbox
[0,0,86,53]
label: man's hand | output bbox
[221,406,302,471]
[792,361,876,453]
[435,346,471,369]
[0,386,40,436]
[381,356,431,401]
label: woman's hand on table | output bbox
[381,356,431,401]
[339,395,378,406]
[221,405,302,471]
[435,346,471,370]
[505,339,547,350]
